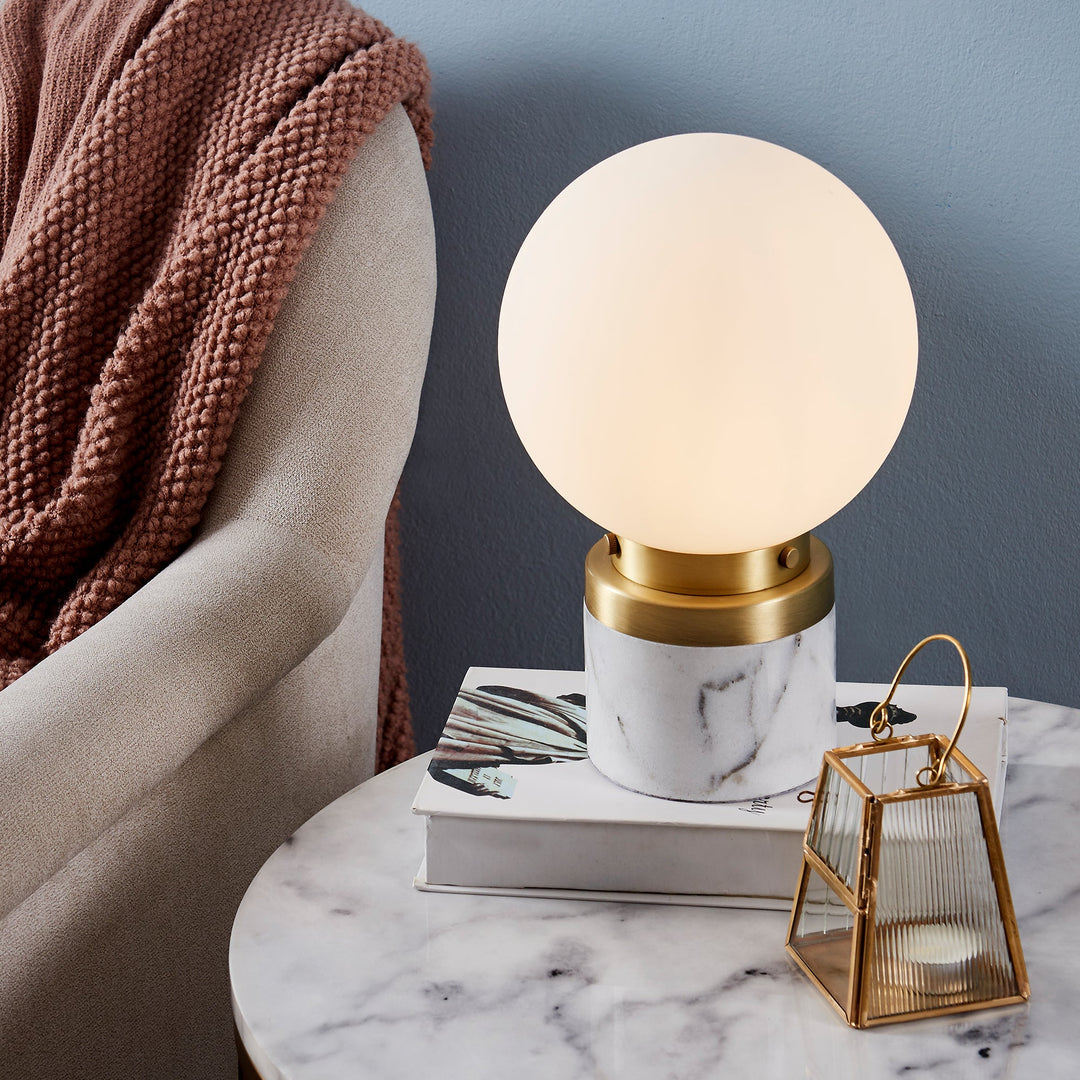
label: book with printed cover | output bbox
[412,668,1008,910]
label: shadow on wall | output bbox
[399,67,1080,749]
[823,217,1080,704]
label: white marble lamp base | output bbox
[584,604,836,802]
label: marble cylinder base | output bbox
[584,604,836,802]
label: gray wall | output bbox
[373,0,1080,749]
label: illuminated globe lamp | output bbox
[498,133,917,803]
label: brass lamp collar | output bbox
[585,533,835,648]
[611,534,812,596]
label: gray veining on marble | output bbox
[584,605,836,801]
[231,697,1080,1080]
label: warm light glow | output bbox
[499,134,918,554]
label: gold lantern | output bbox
[786,635,1030,1027]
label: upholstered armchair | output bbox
[0,103,435,1079]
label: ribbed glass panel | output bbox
[866,789,1018,1021]
[842,740,973,797]
[806,764,862,892]
[790,864,856,1013]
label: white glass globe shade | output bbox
[498,133,918,554]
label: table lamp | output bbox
[498,133,917,802]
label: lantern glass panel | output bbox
[865,785,1020,1021]
[789,863,857,1014]
[843,739,969,794]
[806,762,863,893]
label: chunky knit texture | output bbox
[0,0,431,703]
[378,485,415,770]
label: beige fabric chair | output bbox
[0,103,435,1079]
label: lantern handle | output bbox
[869,634,973,788]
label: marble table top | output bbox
[230,697,1080,1079]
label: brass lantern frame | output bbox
[785,635,1030,1028]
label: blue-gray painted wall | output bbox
[372,0,1080,749]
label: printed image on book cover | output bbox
[428,684,916,802]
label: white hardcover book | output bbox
[412,668,1008,910]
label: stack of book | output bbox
[412,668,1008,910]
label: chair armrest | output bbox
[0,517,358,916]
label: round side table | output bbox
[231,697,1080,1079]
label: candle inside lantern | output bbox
[900,924,981,996]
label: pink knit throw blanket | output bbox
[0,0,431,683]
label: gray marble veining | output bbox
[231,697,1080,1079]
[584,605,836,801]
